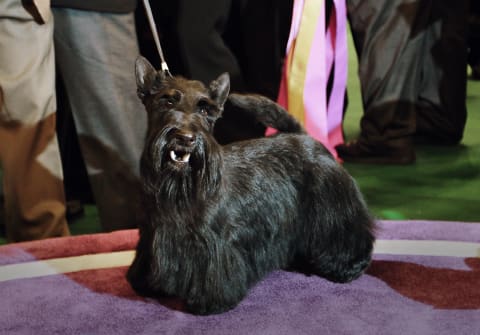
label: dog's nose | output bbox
[175,130,196,145]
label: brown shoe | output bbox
[336,139,416,165]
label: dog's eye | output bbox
[198,107,208,116]
[158,90,182,108]
[160,96,175,108]
[197,99,214,117]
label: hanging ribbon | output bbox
[277,0,348,157]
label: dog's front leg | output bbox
[184,248,250,315]
[127,238,154,297]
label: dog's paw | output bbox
[305,252,373,283]
[324,257,372,283]
[185,296,239,315]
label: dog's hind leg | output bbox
[301,162,376,283]
[227,93,305,134]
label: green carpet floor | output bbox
[1,32,479,245]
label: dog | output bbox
[127,56,376,315]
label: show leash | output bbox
[142,0,172,77]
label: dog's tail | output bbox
[226,93,305,134]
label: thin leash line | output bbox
[142,0,172,76]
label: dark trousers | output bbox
[347,0,468,147]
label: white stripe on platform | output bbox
[0,251,135,282]
[0,240,479,282]
[374,240,480,258]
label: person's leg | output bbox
[469,2,480,79]
[174,0,270,144]
[239,0,293,100]
[53,8,147,231]
[339,0,424,164]
[175,0,244,89]
[0,1,69,241]
[415,0,469,145]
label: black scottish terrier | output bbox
[127,56,376,315]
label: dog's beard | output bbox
[141,130,221,207]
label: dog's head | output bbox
[135,56,229,194]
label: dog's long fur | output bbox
[127,56,376,315]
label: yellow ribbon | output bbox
[286,0,324,125]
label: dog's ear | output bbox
[135,56,165,101]
[209,73,230,109]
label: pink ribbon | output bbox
[275,0,348,157]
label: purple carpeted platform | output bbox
[0,220,479,334]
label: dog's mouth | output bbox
[159,128,198,168]
[169,149,191,164]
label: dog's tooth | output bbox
[182,153,191,163]
[169,150,190,163]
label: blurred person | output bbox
[51,0,147,231]
[0,0,147,242]
[0,0,70,241]
[337,0,469,164]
